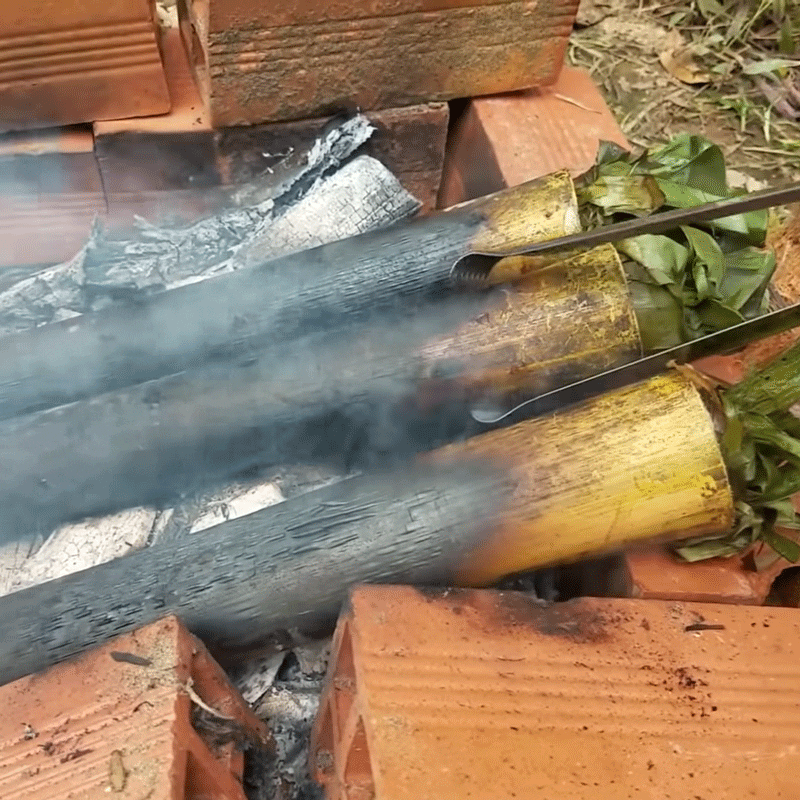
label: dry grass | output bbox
[570,0,800,188]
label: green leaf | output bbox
[773,410,800,440]
[742,58,800,75]
[717,266,773,311]
[758,467,800,503]
[760,528,800,562]
[683,332,800,562]
[577,175,665,216]
[696,0,726,18]
[655,181,768,243]
[724,247,776,272]
[636,135,728,195]
[692,299,745,330]
[692,260,711,300]
[743,414,800,461]
[721,414,745,455]
[758,453,780,492]
[626,281,687,350]
[726,339,800,415]
[595,140,631,167]
[674,530,756,561]
[680,225,725,285]
[779,20,795,54]
[761,499,800,527]
[617,234,690,284]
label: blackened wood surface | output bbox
[0,462,512,687]
[216,104,449,211]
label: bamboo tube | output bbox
[429,372,735,584]
[0,171,579,421]
[419,244,642,399]
[0,245,641,542]
[0,373,737,686]
[0,461,513,687]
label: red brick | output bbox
[0,0,170,132]
[0,126,106,267]
[312,586,800,800]
[0,193,106,267]
[439,65,629,207]
[93,26,222,228]
[0,615,270,800]
[621,545,792,605]
[96,24,448,218]
[184,0,579,126]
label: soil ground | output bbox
[569,0,799,190]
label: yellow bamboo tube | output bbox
[420,244,642,398]
[463,170,581,270]
[427,373,735,584]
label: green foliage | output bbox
[578,133,799,564]
[675,340,800,563]
[577,135,776,353]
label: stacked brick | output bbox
[0,0,581,267]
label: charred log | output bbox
[0,245,641,541]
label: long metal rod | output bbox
[473,182,800,258]
[472,301,800,424]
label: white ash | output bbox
[86,115,383,295]
[0,244,87,335]
[293,638,331,676]
[0,114,417,334]
[235,155,421,268]
[246,643,332,800]
[234,651,290,706]
[230,114,375,209]
[188,482,286,534]
[233,637,331,707]
[0,537,40,597]
[152,478,287,545]
[0,507,157,596]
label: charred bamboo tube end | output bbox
[432,373,735,585]
[461,171,580,258]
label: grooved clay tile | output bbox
[0,0,170,132]
[0,126,103,196]
[188,0,579,126]
[0,126,106,266]
[0,615,270,800]
[93,26,222,229]
[0,193,107,267]
[311,586,800,800]
[438,65,629,207]
[94,26,218,189]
